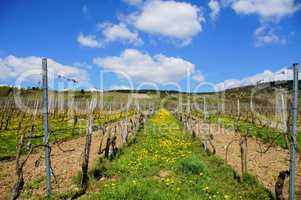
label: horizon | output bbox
[1,78,300,95]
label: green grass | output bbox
[189,110,301,152]
[0,116,87,160]
[60,109,273,200]
[208,114,301,152]
[0,111,135,160]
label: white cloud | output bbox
[216,79,241,91]
[122,0,143,6]
[99,23,143,46]
[216,67,299,90]
[0,55,88,82]
[254,24,286,46]
[78,23,143,48]
[209,0,221,20]
[218,0,300,46]
[212,0,300,21]
[228,0,301,20]
[192,70,205,82]
[72,62,93,70]
[93,49,195,83]
[127,0,204,45]
[77,33,102,48]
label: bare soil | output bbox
[0,133,102,200]
[206,124,301,199]
[1,120,300,199]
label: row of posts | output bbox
[42,59,299,199]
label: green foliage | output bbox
[91,179,176,200]
[25,177,44,190]
[176,156,207,175]
[205,114,301,152]
[0,116,85,160]
[72,171,83,186]
[0,110,135,160]
[242,173,260,186]
[73,109,273,200]
[0,86,14,96]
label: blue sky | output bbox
[0,0,300,92]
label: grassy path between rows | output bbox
[79,109,273,200]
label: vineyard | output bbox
[0,82,300,200]
[2,0,301,199]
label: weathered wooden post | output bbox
[275,170,290,200]
[81,98,96,191]
[81,113,93,190]
[240,136,248,178]
[97,126,105,155]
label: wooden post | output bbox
[275,170,290,200]
[240,136,248,177]
[97,126,105,155]
[10,129,26,200]
[81,113,93,190]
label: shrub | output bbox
[176,156,207,175]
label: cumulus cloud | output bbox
[78,23,143,48]
[209,0,221,21]
[192,70,205,82]
[0,55,88,82]
[77,33,102,48]
[218,0,300,46]
[254,24,286,46]
[216,67,299,90]
[93,49,195,83]
[127,0,204,45]
[99,23,143,46]
[72,62,93,70]
[216,79,241,91]
[229,0,301,20]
